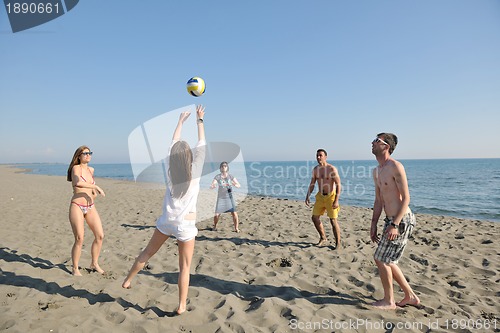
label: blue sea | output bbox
[15,158,500,222]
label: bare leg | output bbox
[86,208,105,274]
[176,238,195,315]
[213,214,220,230]
[312,215,327,245]
[232,212,240,232]
[122,229,169,289]
[329,218,341,249]
[390,263,421,306]
[69,204,85,276]
[372,259,396,309]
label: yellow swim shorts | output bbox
[312,191,340,219]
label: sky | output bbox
[1,0,499,164]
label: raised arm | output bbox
[173,111,191,141]
[196,105,205,142]
[191,105,207,179]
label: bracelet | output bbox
[197,118,204,124]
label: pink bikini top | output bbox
[80,169,95,185]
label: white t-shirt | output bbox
[156,139,206,226]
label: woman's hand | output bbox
[179,111,191,124]
[95,186,106,197]
[196,105,205,120]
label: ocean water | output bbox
[15,158,500,222]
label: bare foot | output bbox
[90,264,105,274]
[72,268,82,276]
[212,225,217,231]
[122,280,132,289]
[396,295,421,307]
[234,229,240,233]
[175,306,186,315]
[316,238,327,246]
[371,299,396,310]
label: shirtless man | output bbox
[370,133,420,310]
[305,149,341,248]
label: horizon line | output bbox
[2,156,500,165]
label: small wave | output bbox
[412,205,500,222]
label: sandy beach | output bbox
[0,164,499,333]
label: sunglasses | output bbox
[372,138,389,146]
[81,152,93,156]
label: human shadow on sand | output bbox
[143,271,361,307]
[121,223,156,231]
[196,235,314,249]
[0,269,174,317]
[0,247,70,274]
[0,248,177,317]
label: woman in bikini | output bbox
[122,105,206,315]
[67,146,106,276]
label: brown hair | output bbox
[169,141,193,198]
[317,149,327,156]
[67,146,90,181]
[377,133,398,155]
[219,161,229,171]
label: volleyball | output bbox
[186,77,206,97]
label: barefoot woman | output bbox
[67,146,106,276]
[122,105,206,315]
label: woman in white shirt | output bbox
[122,105,206,315]
[210,162,241,232]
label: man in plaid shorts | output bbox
[370,133,420,310]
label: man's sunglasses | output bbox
[372,138,389,146]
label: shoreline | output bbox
[4,163,500,224]
[1,165,499,332]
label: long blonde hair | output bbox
[67,146,90,181]
[169,141,193,198]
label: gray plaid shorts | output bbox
[374,211,415,264]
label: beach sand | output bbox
[1,165,499,332]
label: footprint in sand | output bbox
[468,266,496,277]
[365,283,376,292]
[347,276,364,288]
[245,296,264,312]
[413,285,437,296]
[105,312,126,324]
[410,253,429,266]
[447,280,466,289]
[0,320,16,330]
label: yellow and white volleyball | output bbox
[186,77,206,97]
